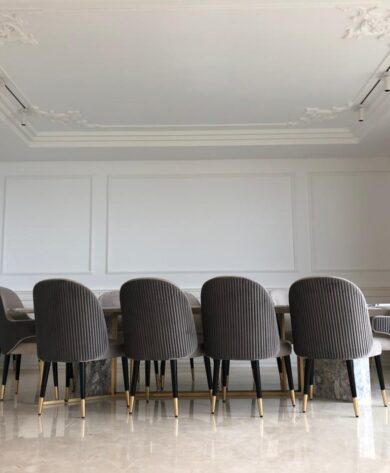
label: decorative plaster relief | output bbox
[343,6,390,40]
[0,12,38,46]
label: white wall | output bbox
[1,156,390,302]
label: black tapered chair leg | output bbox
[170,359,179,417]
[65,362,72,402]
[211,359,221,414]
[222,360,228,402]
[129,360,140,414]
[346,360,359,417]
[302,358,313,413]
[226,360,230,388]
[190,358,195,383]
[145,360,151,403]
[14,355,22,395]
[309,360,315,400]
[154,360,160,390]
[276,357,284,389]
[160,360,166,390]
[203,356,212,395]
[374,355,388,407]
[52,362,59,400]
[69,362,75,392]
[0,355,11,401]
[38,361,51,415]
[121,356,130,407]
[79,362,86,418]
[251,360,263,417]
[283,355,295,407]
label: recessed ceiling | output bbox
[1,0,390,160]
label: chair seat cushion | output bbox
[373,335,390,352]
[9,336,37,355]
[367,339,382,357]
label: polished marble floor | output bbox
[0,362,389,473]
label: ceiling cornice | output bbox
[0,1,381,12]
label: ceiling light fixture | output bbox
[0,78,29,127]
[358,106,364,122]
[384,71,390,92]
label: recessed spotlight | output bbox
[358,106,364,122]
[384,71,390,92]
[20,109,27,127]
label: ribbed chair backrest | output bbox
[33,279,109,363]
[201,277,280,360]
[0,287,26,353]
[120,279,198,360]
[99,290,120,308]
[289,277,373,360]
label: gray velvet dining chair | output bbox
[201,276,295,417]
[33,279,124,418]
[289,276,387,417]
[0,287,37,400]
[120,278,200,418]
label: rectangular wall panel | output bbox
[310,172,390,271]
[2,176,92,274]
[107,173,295,273]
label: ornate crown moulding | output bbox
[288,103,354,126]
[0,11,38,46]
[342,6,390,40]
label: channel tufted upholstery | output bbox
[33,279,109,363]
[120,278,198,361]
[372,316,390,351]
[0,287,35,354]
[289,277,375,360]
[201,276,281,360]
[288,277,386,416]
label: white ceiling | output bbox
[1,0,390,160]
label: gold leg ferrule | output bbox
[222,386,227,402]
[191,368,195,383]
[38,397,44,416]
[226,375,229,389]
[257,398,263,417]
[211,395,217,414]
[0,385,5,401]
[302,394,308,413]
[129,395,135,415]
[352,397,359,417]
[125,390,130,407]
[80,399,86,419]
[290,390,296,407]
[155,374,160,390]
[64,387,70,403]
[309,385,314,400]
[146,387,150,403]
[381,389,388,407]
[160,375,165,391]
[54,387,59,401]
[173,397,179,418]
[15,380,19,395]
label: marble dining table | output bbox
[8,304,390,403]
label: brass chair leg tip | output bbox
[352,397,359,417]
[173,398,179,418]
[257,398,263,417]
[302,394,308,413]
[129,396,135,414]
[381,390,388,407]
[211,395,217,414]
[38,397,44,416]
[80,399,86,419]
